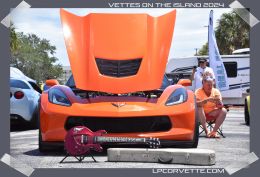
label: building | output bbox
[60,66,72,84]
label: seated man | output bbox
[195,73,227,138]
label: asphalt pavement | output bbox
[10,108,249,168]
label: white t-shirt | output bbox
[193,66,215,91]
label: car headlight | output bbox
[48,88,71,106]
[165,88,188,106]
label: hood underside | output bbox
[60,9,176,93]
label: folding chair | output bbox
[199,114,226,138]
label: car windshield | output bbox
[66,74,171,91]
[160,75,171,90]
[28,81,42,94]
[66,75,76,88]
[10,79,30,89]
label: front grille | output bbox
[95,58,142,77]
[65,116,171,133]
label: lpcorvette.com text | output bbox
[152,168,225,174]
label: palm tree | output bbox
[197,10,250,55]
[215,11,249,55]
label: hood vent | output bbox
[96,58,142,78]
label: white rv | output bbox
[166,50,250,105]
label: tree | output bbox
[10,29,63,83]
[10,24,19,52]
[215,11,249,54]
[197,10,250,55]
[198,42,208,55]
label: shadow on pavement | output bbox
[24,149,65,156]
[24,149,108,157]
[10,121,37,132]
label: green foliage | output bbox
[10,29,63,83]
[198,42,208,55]
[215,11,249,54]
[198,10,249,55]
[10,24,19,52]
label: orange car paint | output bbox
[60,9,176,94]
[40,10,197,146]
[40,85,195,142]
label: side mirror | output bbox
[177,79,192,87]
[45,79,59,87]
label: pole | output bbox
[194,48,199,55]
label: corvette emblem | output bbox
[111,102,126,108]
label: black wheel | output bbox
[38,129,48,152]
[191,107,199,148]
[189,98,199,148]
[38,100,63,152]
[244,99,250,125]
[39,127,62,152]
[30,107,39,129]
[38,107,51,152]
[38,101,52,152]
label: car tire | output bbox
[38,105,50,152]
[38,129,47,152]
[38,102,63,152]
[30,107,39,129]
[39,126,62,152]
[38,100,52,152]
[245,98,250,126]
[191,107,199,148]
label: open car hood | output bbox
[60,9,176,94]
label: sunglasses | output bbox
[203,76,214,81]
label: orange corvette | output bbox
[38,9,199,152]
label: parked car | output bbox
[38,9,198,152]
[10,78,42,127]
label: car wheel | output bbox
[38,110,51,152]
[245,99,250,125]
[38,129,47,152]
[191,107,199,148]
[38,106,63,152]
[37,99,48,152]
[30,107,39,129]
[39,128,63,152]
[38,102,52,152]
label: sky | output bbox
[11,8,232,67]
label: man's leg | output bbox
[213,108,227,132]
[197,107,209,135]
[208,108,227,133]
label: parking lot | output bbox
[10,107,249,168]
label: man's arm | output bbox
[196,97,220,107]
[196,99,207,107]
[214,90,224,108]
[196,97,216,107]
[190,66,197,81]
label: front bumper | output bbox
[40,93,196,142]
